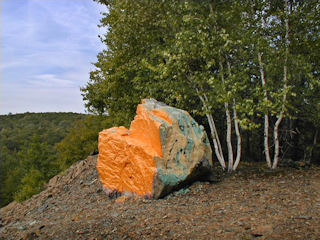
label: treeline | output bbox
[0,113,112,207]
[82,0,320,171]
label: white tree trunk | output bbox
[258,52,272,168]
[225,102,234,171]
[264,114,272,168]
[273,114,283,169]
[203,93,224,160]
[219,60,234,171]
[272,0,290,169]
[226,60,242,171]
[196,88,226,169]
[232,99,242,171]
[206,113,226,169]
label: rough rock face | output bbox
[97,99,213,198]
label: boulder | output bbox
[97,99,213,198]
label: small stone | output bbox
[63,186,69,192]
[111,212,119,217]
[296,215,312,220]
[252,225,273,236]
[76,229,89,234]
[38,204,48,213]
[244,225,251,230]
[29,220,37,226]
[115,196,129,203]
[48,175,61,188]
[18,225,25,230]
[23,232,38,240]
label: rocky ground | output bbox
[1,155,320,240]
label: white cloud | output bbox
[0,84,85,114]
[29,74,74,88]
[0,0,107,114]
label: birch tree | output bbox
[246,0,319,168]
[251,0,291,169]
[149,1,249,171]
[82,0,320,169]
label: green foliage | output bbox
[0,112,85,207]
[83,0,320,165]
[0,112,114,207]
[82,1,201,120]
[14,169,46,202]
[56,115,113,169]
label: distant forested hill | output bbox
[0,112,86,207]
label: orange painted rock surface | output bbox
[97,99,213,198]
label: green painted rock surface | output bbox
[144,99,213,198]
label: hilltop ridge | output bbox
[1,155,320,239]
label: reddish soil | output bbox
[1,155,319,240]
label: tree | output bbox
[245,0,320,168]
[56,115,113,169]
[84,0,253,171]
[0,113,85,207]
[14,169,46,202]
[83,0,320,171]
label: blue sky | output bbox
[0,0,106,114]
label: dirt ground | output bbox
[1,155,320,240]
